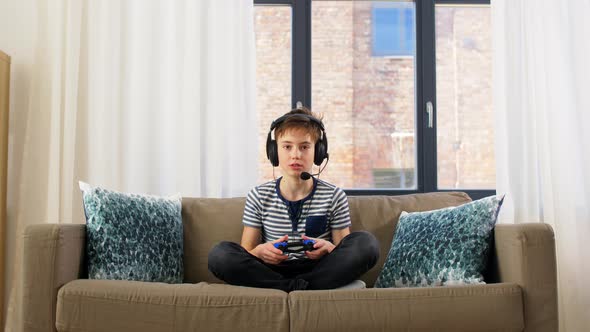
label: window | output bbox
[311,1,417,189]
[435,3,494,189]
[254,5,292,181]
[372,3,415,57]
[254,0,494,200]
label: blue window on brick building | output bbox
[372,3,416,57]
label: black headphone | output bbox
[266,113,329,167]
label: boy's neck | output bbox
[279,175,314,201]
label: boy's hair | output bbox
[274,106,324,143]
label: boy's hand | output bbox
[249,235,289,265]
[302,234,335,260]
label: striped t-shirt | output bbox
[242,177,352,260]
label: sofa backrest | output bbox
[181,191,471,287]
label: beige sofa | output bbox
[22,192,558,332]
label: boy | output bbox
[208,107,379,292]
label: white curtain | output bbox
[2,0,257,329]
[492,1,590,331]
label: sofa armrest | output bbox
[493,223,558,332]
[22,224,86,332]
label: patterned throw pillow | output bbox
[79,182,183,283]
[374,195,504,288]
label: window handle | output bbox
[426,101,433,128]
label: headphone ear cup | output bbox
[266,132,279,167]
[270,142,279,167]
[314,134,328,166]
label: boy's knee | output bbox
[208,241,239,270]
[347,231,380,265]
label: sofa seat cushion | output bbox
[56,279,288,332]
[288,283,524,332]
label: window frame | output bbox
[254,0,494,200]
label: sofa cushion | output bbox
[347,192,472,286]
[182,197,247,283]
[56,279,289,332]
[375,195,504,288]
[80,182,183,283]
[289,283,524,332]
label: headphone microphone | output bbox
[300,172,320,181]
[300,156,329,181]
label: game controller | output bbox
[273,239,316,253]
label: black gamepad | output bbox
[273,239,316,253]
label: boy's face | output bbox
[276,128,315,179]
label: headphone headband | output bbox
[269,113,325,132]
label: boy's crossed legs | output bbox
[208,231,379,292]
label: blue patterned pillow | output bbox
[79,182,183,283]
[374,195,504,288]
